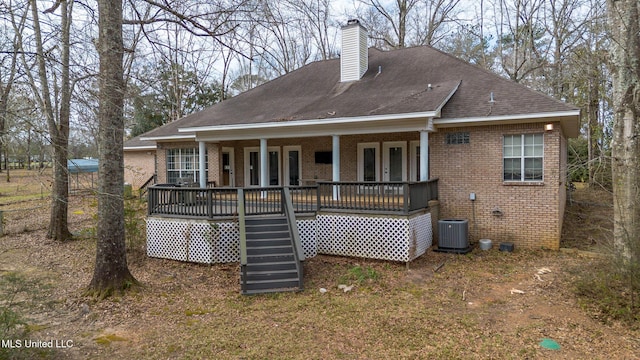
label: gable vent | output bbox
[340,19,368,82]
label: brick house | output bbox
[127,20,579,260]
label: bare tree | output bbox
[0,0,27,180]
[355,0,460,49]
[559,0,608,185]
[288,0,337,60]
[250,0,314,75]
[492,0,548,84]
[606,0,640,264]
[14,0,74,241]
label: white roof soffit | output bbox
[434,110,581,137]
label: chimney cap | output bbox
[343,19,366,30]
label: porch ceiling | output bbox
[191,115,436,142]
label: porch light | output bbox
[544,123,554,131]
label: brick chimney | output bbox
[340,19,368,82]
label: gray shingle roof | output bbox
[139,45,578,141]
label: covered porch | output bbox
[167,114,437,191]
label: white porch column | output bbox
[332,135,340,200]
[198,141,207,188]
[260,138,268,198]
[420,130,429,181]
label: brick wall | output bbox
[124,150,155,189]
[430,123,564,249]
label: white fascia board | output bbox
[433,110,580,126]
[178,111,439,134]
[124,146,156,151]
[140,134,196,141]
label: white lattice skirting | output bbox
[317,212,432,262]
[147,211,432,264]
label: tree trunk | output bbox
[48,137,72,240]
[46,0,73,240]
[87,0,137,297]
[607,0,640,263]
[587,74,600,186]
[28,0,73,240]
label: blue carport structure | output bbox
[67,159,98,193]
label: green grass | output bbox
[338,265,380,285]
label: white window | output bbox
[166,148,207,184]
[503,134,543,181]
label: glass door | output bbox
[244,147,280,186]
[284,146,301,186]
[221,147,234,187]
[383,142,407,194]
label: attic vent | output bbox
[341,19,368,82]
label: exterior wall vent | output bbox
[436,219,471,253]
[341,19,368,82]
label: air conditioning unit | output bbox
[436,219,471,253]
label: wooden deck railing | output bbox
[317,179,438,213]
[147,179,438,218]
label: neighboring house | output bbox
[128,19,580,262]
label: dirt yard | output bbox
[0,172,638,359]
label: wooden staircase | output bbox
[238,188,304,295]
[240,216,303,294]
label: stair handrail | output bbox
[282,187,305,262]
[238,188,248,266]
[139,174,157,199]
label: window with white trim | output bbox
[503,134,543,181]
[166,148,207,184]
